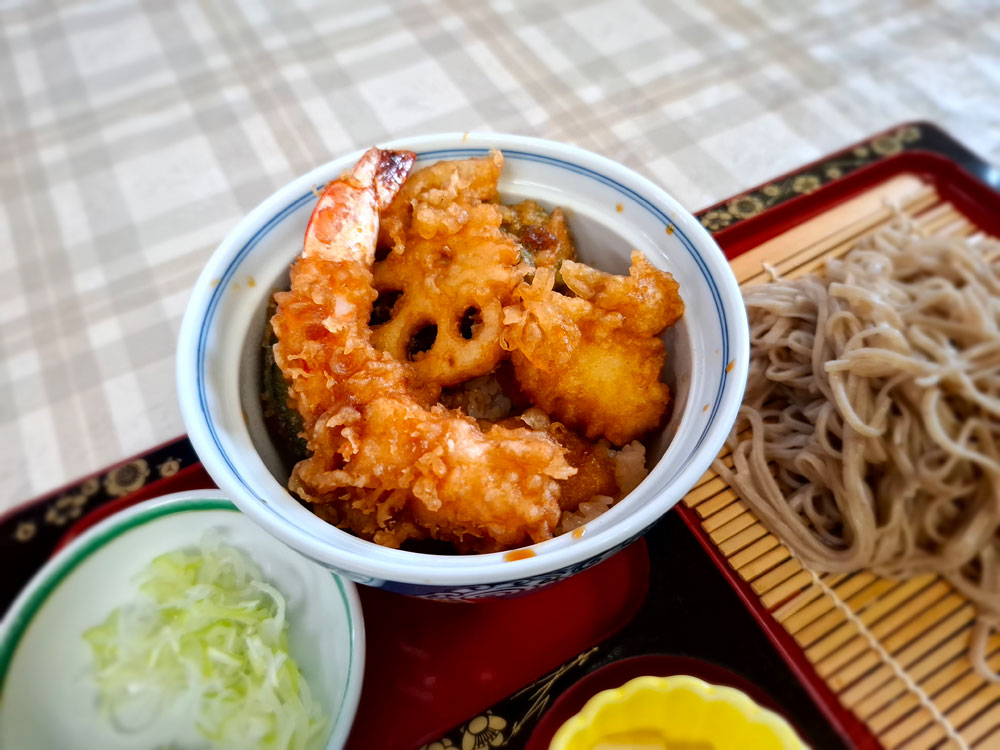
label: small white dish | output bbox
[0,490,364,750]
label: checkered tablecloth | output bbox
[1,0,999,512]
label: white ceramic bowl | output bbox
[177,133,749,598]
[0,491,364,750]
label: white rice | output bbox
[557,495,614,534]
[613,440,647,495]
[440,373,512,421]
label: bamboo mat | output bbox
[684,174,1000,750]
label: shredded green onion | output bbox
[83,532,329,750]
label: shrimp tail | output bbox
[303,148,415,264]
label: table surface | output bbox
[2,0,1000,509]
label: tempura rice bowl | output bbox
[177,133,748,598]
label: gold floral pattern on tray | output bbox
[700,124,923,231]
[5,440,200,546]
[158,457,182,477]
[420,647,598,750]
[40,475,101,528]
[13,521,36,542]
[43,492,90,526]
[104,458,151,497]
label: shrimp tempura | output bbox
[271,148,574,550]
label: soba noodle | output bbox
[714,215,1000,680]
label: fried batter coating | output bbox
[312,488,429,549]
[502,252,684,446]
[496,412,620,512]
[372,202,522,387]
[271,148,573,551]
[370,152,523,388]
[561,252,684,334]
[380,150,503,250]
[549,423,619,511]
[296,399,570,550]
[499,200,576,270]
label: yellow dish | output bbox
[549,675,808,750]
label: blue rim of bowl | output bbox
[194,147,736,549]
[0,496,358,748]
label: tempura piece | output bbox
[495,410,620,512]
[500,200,576,270]
[379,150,503,250]
[502,252,684,445]
[271,148,574,551]
[561,252,684,334]
[372,206,522,387]
[370,152,523,388]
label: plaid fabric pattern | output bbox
[1,0,999,511]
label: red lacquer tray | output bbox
[5,122,996,750]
